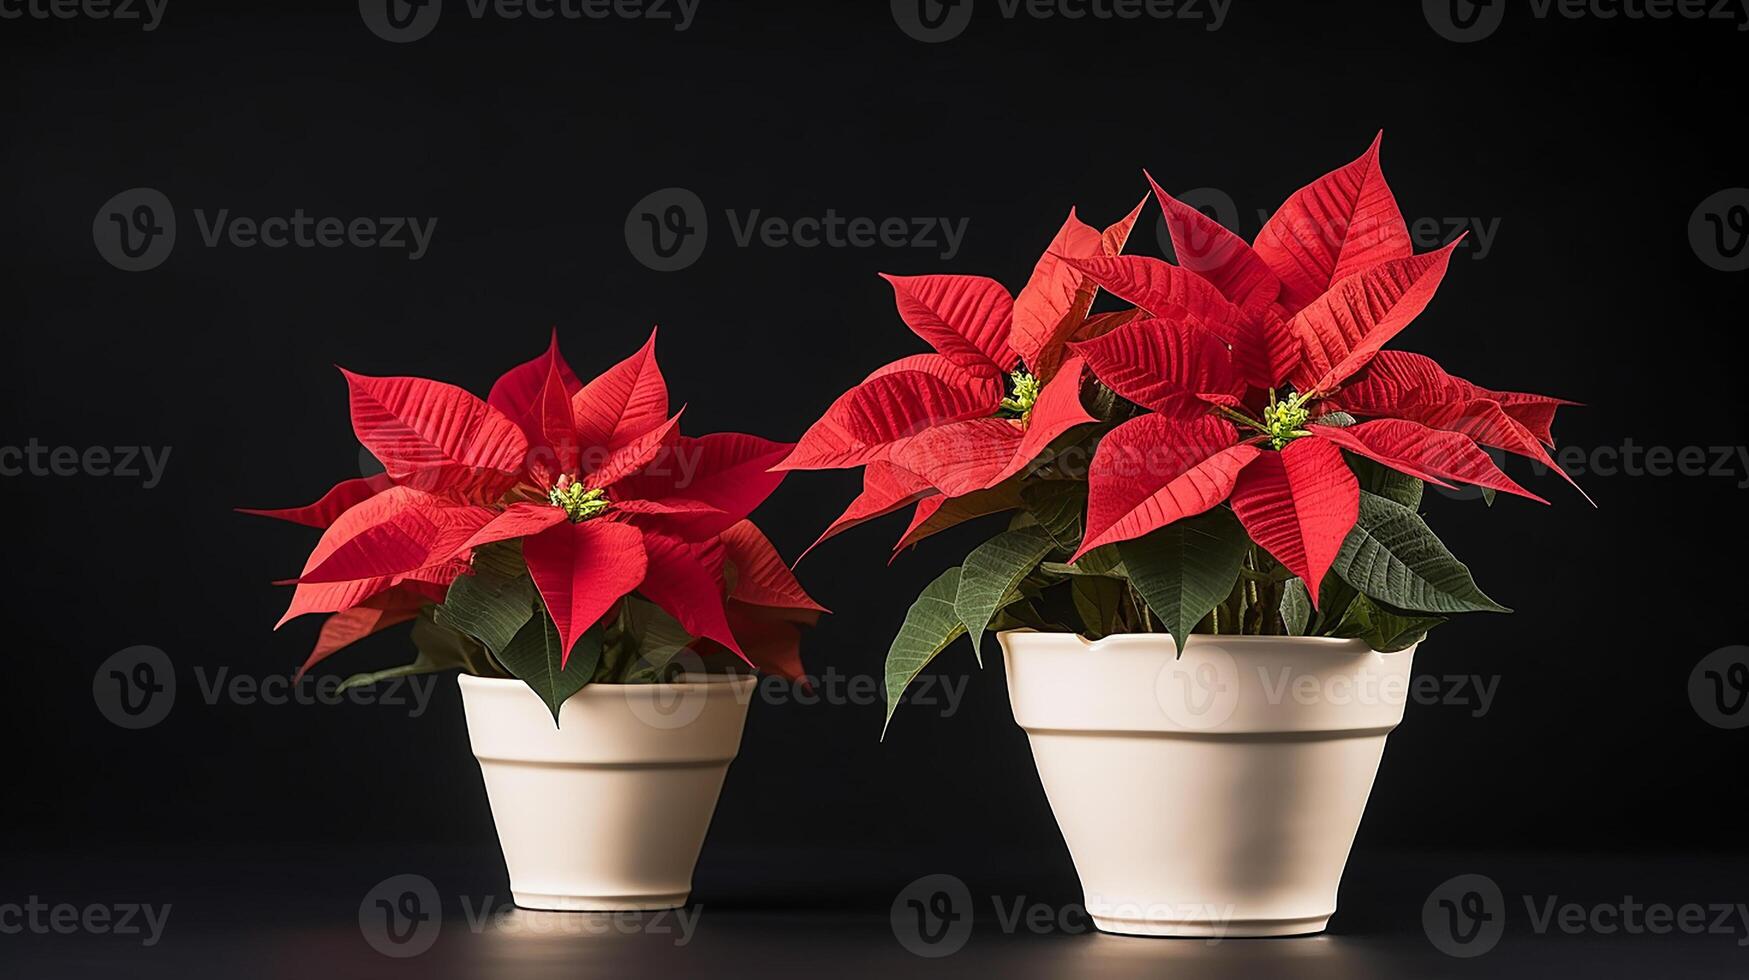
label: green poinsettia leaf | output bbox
[1070,575,1126,639]
[616,597,695,684]
[1333,492,1508,615]
[433,543,535,657]
[1328,594,1444,653]
[1118,508,1250,651]
[1348,454,1424,510]
[1039,544,1129,581]
[884,567,968,738]
[1280,578,1313,636]
[955,525,1057,658]
[1019,481,1087,552]
[339,608,502,693]
[497,610,604,725]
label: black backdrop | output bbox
[4,0,1746,897]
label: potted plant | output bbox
[247,329,823,911]
[776,135,1580,937]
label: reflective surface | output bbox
[4,847,1745,978]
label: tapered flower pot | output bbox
[999,631,1415,938]
[457,674,756,911]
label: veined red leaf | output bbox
[1075,414,1254,560]
[1012,209,1104,378]
[894,478,1025,553]
[1070,308,1146,343]
[572,327,670,452]
[720,519,827,614]
[343,370,528,498]
[1338,352,1578,449]
[1253,132,1413,312]
[1289,240,1460,393]
[881,274,1017,374]
[297,589,426,679]
[638,533,742,657]
[456,501,571,553]
[534,354,582,478]
[804,461,936,556]
[613,433,791,523]
[487,328,582,424]
[1309,420,1545,502]
[584,411,683,490]
[1148,172,1279,315]
[299,494,493,585]
[238,473,393,529]
[1071,315,1244,416]
[989,356,1095,486]
[1229,438,1360,605]
[890,418,1024,497]
[1062,254,1246,349]
[524,519,647,667]
[1100,195,1149,256]
[724,604,807,681]
[862,353,982,384]
[774,367,1002,471]
[1332,351,1582,487]
[276,487,486,626]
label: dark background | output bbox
[3,0,1745,943]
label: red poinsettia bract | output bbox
[244,330,821,677]
[1066,135,1582,601]
[773,198,1148,553]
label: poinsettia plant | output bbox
[246,330,823,721]
[775,135,1582,731]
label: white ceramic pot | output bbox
[998,631,1416,938]
[456,673,756,911]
